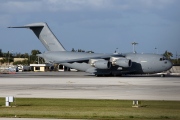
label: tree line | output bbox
[163,50,180,65]
[0,49,44,65]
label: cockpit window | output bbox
[160,57,168,61]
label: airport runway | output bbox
[0,72,180,100]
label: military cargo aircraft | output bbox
[9,22,172,76]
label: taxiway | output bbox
[0,72,180,100]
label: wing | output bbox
[39,53,125,64]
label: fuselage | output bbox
[39,51,172,75]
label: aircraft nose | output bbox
[167,60,173,70]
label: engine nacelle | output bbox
[111,57,132,68]
[89,59,111,69]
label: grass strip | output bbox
[0,98,180,120]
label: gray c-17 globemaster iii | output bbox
[9,22,172,77]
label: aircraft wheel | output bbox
[110,72,116,77]
[113,74,122,77]
[161,74,165,77]
[96,74,102,77]
[118,74,122,77]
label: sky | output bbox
[0,0,180,58]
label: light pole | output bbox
[176,52,180,63]
[8,50,13,66]
[8,51,10,66]
[131,42,138,53]
[114,48,119,54]
[29,53,31,65]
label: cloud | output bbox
[0,0,177,14]
[138,0,175,8]
[0,1,42,13]
[45,0,113,11]
[45,0,176,11]
[0,0,179,27]
[0,0,113,13]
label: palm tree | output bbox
[163,51,173,59]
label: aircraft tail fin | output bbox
[8,22,66,51]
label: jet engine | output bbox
[111,57,132,68]
[89,59,111,69]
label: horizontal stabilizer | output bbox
[8,25,43,28]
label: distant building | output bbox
[30,64,52,72]
[14,58,28,62]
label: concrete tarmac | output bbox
[0,72,180,100]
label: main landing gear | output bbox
[160,74,165,77]
[95,74,122,77]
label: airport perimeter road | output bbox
[0,72,180,100]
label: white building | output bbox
[30,64,52,72]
